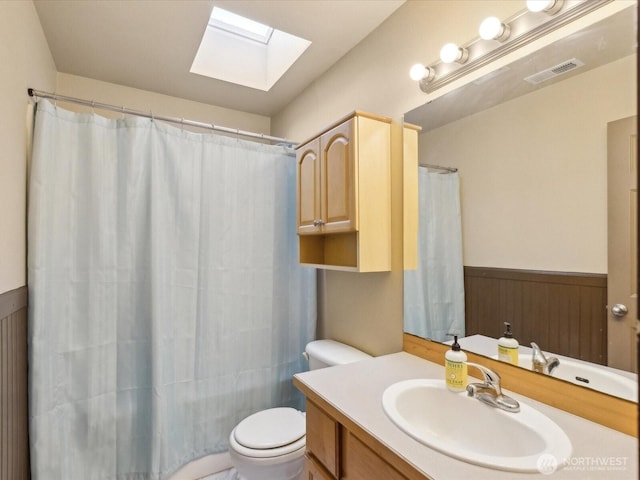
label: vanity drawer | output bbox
[306,400,340,478]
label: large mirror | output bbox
[403,4,637,402]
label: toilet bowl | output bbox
[228,340,371,480]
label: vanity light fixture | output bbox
[440,43,469,64]
[526,0,564,15]
[479,16,511,42]
[409,0,609,94]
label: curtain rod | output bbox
[27,88,298,148]
[420,163,458,173]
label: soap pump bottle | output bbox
[498,322,519,366]
[445,335,467,392]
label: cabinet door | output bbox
[306,401,339,478]
[320,118,356,233]
[341,430,409,480]
[297,138,321,234]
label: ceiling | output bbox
[33,0,405,117]
[405,5,637,132]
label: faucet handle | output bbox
[530,342,548,364]
[530,342,560,374]
[465,362,520,413]
[466,362,501,389]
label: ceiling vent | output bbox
[524,58,585,85]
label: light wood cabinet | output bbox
[402,123,421,270]
[296,112,391,272]
[304,400,410,480]
[306,401,339,477]
[304,454,335,480]
[297,137,322,234]
[341,430,409,480]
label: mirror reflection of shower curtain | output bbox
[404,169,465,342]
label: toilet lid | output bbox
[234,407,305,450]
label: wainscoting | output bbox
[464,267,607,365]
[0,286,29,480]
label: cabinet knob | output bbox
[313,220,325,227]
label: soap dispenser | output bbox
[445,335,468,392]
[498,322,519,366]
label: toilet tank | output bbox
[304,339,371,370]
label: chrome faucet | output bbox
[465,362,520,413]
[530,342,560,375]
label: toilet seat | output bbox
[230,407,306,459]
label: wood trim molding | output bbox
[0,286,27,321]
[403,333,637,437]
[464,266,607,287]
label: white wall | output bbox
[421,55,636,274]
[0,1,56,294]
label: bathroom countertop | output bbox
[294,352,638,480]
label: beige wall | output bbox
[55,73,271,136]
[0,1,56,294]
[11,0,633,355]
[271,1,636,355]
[421,55,636,274]
[271,1,525,356]
[272,1,522,141]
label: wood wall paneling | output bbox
[464,267,607,365]
[0,287,29,480]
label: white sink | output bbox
[502,354,637,402]
[382,379,572,473]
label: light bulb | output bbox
[479,16,509,41]
[409,64,427,81]
[440,43,467,64]
[527,0,559,13]
[409,64,435,83]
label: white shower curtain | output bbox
[404,169,465,342]
[28,100,316,480]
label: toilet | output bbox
[228,339,371,480]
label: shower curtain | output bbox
[404,169,465,342]
[27,100,316,480]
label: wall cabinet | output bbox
[296,112,391,272]
[304,399,410,480]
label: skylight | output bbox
[190,7,311,92]
[209,8,274,45]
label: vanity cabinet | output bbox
[304,399,410,480]
[296,111,391,272]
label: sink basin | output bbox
[382,379,572,472]
[500,354,637,402]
